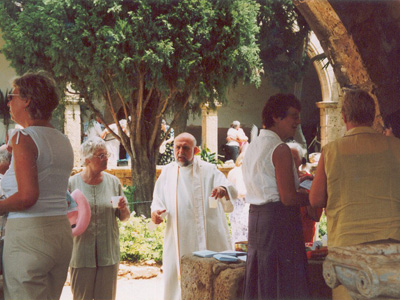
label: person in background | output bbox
[0,144,11,261]
[68,137,130,300]
[287,141,322,243]
[383,108,400,138]
[0,71,74,300]
[0,144,11,201]
[101,119,127,168]
[238,123,249,153]
[0,145,11,178]
[310,88,400,300]
[225,121,242,162]
[151,133,237,300]
[157,119,175,165]
[227,151,249,245]
[83,114,103,142]
[242,93,310,300]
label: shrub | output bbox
[318,211,327,238]
[119,212,165,263]
[197,146,223,166]
[123,185,136,212]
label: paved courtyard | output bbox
[60,264,164,300]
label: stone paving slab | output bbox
[61,263,164,300]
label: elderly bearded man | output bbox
[151,132,238,300]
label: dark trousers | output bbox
[243,202,310,300]
[225,145,239,162]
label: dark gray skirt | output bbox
[243,201,310,300]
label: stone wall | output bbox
[181,255,246,300]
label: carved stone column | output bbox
[323,243,400,299]
[201,104,221,155]
[316,101,345,147]
[64,93,81,168]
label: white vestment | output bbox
[151,157,238,300]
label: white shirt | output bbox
[226,128,240,146]
[2,127,74,218]
[242,129,299,205]
[86,120,102,140]
[227,166,247,199]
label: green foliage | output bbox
[0,0,261,105]
[0,0,262,214]
[196,146,223,166]
[256,0,310,91]
[0,89,10,123]
[119,212,165,263]
[123,185,136,212]
[318,210,327,238]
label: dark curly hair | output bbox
[262,93,301,128]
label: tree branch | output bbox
[149,88,177,149]
[135,70,144,145]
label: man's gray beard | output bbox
[177,159,193,167]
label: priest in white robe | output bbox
[151,133,238,300]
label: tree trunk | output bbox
[173,109,188,136]
[130,149,156,218]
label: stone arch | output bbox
[306,31,343,146]
[306,32,337,104]
[294,0,373,89]
[294,0,388,142]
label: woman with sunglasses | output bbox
[68,137,130,300]
[1,71,74,299]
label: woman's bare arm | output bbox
[0,134,39,214]
[273,144,309,207]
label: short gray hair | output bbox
[231,120,240,128]
[81,137,107,163]
[341,88,375,126]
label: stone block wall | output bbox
[181,255,246,300]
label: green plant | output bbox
[197,146,223,166]
[123,185,136,212]
[318,211,327,238]
[0,89,11,141]
[119,212,165,263]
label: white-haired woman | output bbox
[68,137,130,300]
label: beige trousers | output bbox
[70,264,119,300]
[3,215,73,300]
